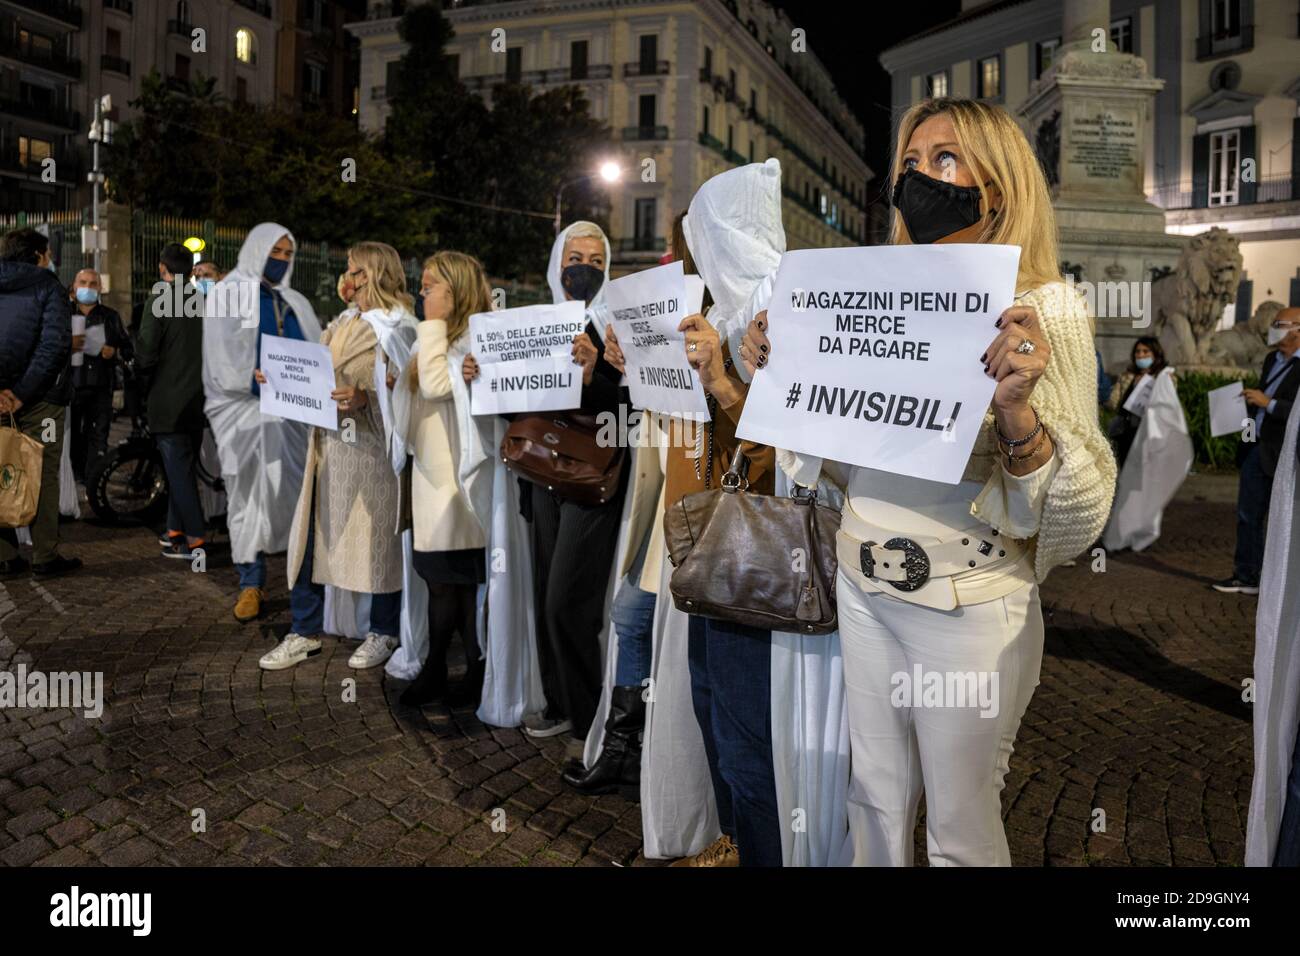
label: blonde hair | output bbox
[347,241,414,315]
[407,250,493,390]
[564,221,608,246]
[891,98,1060,293]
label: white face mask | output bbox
[1267,325,1289,346]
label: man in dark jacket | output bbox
[135,242,207,558]
[0,228,81,577]
[1215,307,1300,594]
[68,268,130,482]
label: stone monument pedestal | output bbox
[1018,1,1184,370]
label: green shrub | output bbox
[1176,369,1259,471]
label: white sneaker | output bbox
[522,713,573,738]
[259,633,322,671]
[349,632,399,669]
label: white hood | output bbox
[202,221,321,404]
[681,158,785,355]
[547,220,612,334]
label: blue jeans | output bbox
[1233,445,1272,585]
[289,495,401,638]
[613,525,656,686]
[1275,716,1300,866]
[154,431,206,541]
[687,614,782,867]
[236,555,266,590]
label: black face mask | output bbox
[891,168,992,244]
[561,263,604,304]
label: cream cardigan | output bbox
[966,279,1117,579]
[783,279,1117,582]
[406,320,486,553]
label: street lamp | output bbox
[554,159,624,234]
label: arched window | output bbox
[235,28,256,65]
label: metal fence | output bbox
[2,209,549,320]
[0,210,91,288]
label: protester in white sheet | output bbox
[393,251,495,707]
[1246,396,1300,865]
[1105,337,1171,469]
[600,159,849,866]
[741,99,1116,866]
[201,222,320,624]
[1102,359,1192,553]
[258,242,416,671]
[462,222,644,771]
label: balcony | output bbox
[101,55,131,77]
[6,0,82,27]
[1149,175,1295,210]
[463,65,611,91]
[698,131,725,152]
[104,0,133,14]
[622,125,668,141]
[0,34,82,79]
[234,0,273,17]
[167,19,192,37]
[623,60,670,78]
[615,237,666,254]
[0,96,80,130]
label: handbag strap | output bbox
[720,446,751,493]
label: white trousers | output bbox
[837,571,1044,866]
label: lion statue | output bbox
[1152,227,1244,366]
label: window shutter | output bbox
[1238,125,1257,204]
[1293,118,1300,201]
[1192,132,1210,208]
[1234,278,1252,324]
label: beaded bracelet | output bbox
[995,407,1042,448]
[1004,429,1048,467]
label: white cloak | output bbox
[1246,398,1300,865]
[201,222,321,566]
[1102,368,1192,552]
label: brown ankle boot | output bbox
[669,834,739,867]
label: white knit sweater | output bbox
[966,279,1117,579]
[780,279,1117,582]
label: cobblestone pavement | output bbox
[1,474,1254,867]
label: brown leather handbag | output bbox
[501,411,626,507]
[664,450,841,634]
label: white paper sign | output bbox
[259,334,338,430]
[82,323,106,355]
[469,301,585,415]
[1121,373,1157,417]
[1208,379,1248,437]
[604,261,710,417]
[736,244,1021,484]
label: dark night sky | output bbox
[771,1,963,198]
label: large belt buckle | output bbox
[859,537,931,592]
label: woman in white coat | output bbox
[399,251,494,706]
[742,98,1117,866]
[259,242,416,670]
[202,222,321,624]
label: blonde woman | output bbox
[259,242,418,671]
[400,252,493,706]
[741,98,1116,866]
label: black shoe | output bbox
[1212,576,1259,595]
[31,555,82,578]
[562,686,645,799]
[0,556,29,579]
[159,531,183,548]
[446,658,485,708]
